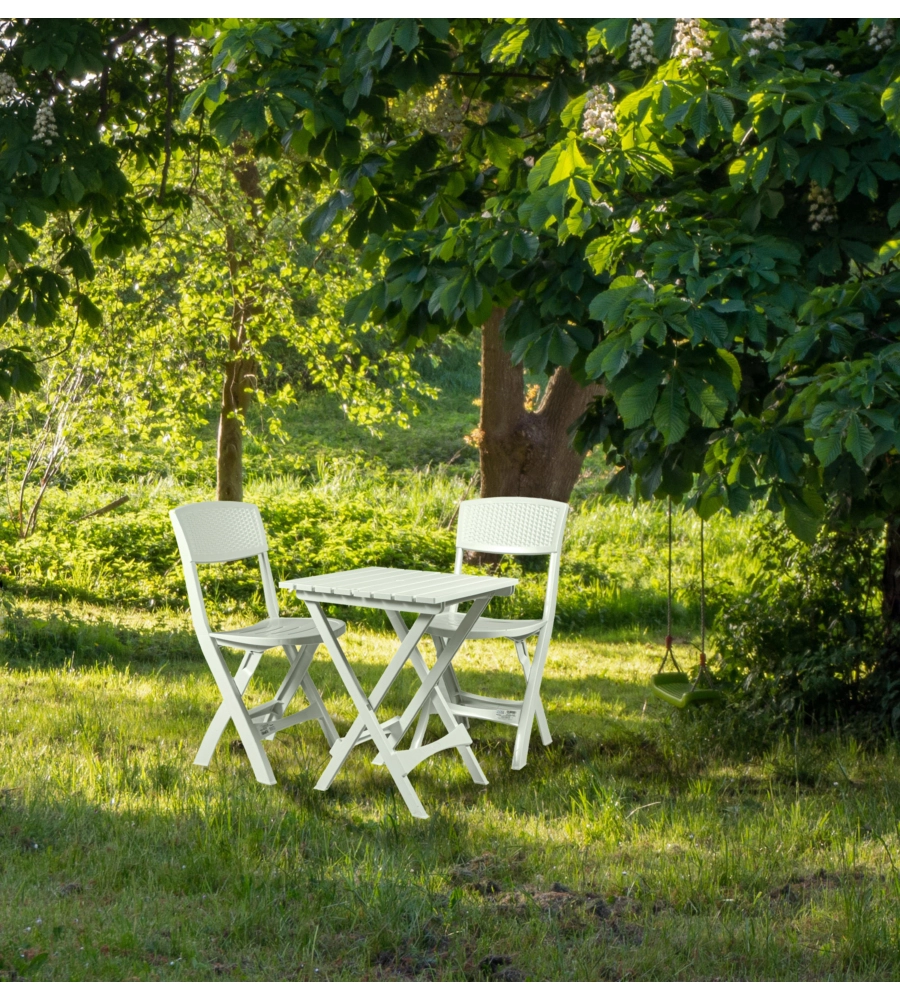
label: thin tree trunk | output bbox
[216,354,256,502]
[215,149,263,502]
[216,224,257,501]
[478,306,603,503]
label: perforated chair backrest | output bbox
[454,497,569,623]
[456,497,567,556]
[170,501,269,564]
[170,502,279,635]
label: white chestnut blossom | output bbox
[410,81,486,150]
[582,83,617,145]
[672,19,713,67]
[629,20,658,70]
[32,100,59,145]
[808,182,837,232]
[0,72,16,101]
[868,20,894,53]
[743,18,787,58]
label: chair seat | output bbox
[425,611,546,641]
[210,616,346,650]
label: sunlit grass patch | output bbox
[3,611,900,980]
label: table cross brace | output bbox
[305,596,492,818]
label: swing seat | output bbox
[651,671,723,710]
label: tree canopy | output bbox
[4,18,900,540]
[203,17,900,539]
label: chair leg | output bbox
[514,640,552,746]
[273,644,316,711]
[300,675,339,746]
[512,629,552,771]
[430,635,468,730]
[197,640,276,784]
[195,650,261,768]
[278,644,339,746]
[411,635,466,749]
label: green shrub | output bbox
[717,516,882,723]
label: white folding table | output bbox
[280,566,517,818]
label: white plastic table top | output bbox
[280,566,518,818]
[281,565,517,611]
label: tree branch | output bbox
[159,34,176,198]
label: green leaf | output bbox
[42,164,60,197]
[588,278,645,325]
[889,199,900,229]
[59,169,85,205]
[76,293,102,328]
[367,20,396,52]
[548,328,578,366]
[181,80,212,123]
[481,127,526,170]
[829,103,858,132]
[490,234,514,268]
[616,378,659,429]
[716,349,742,392]
[6,226,38,265]
[688,95,710,141]
[300,189,353,242]
[780,488,822,544]
[750,142,775,192]
[882,77,900,134]
[845,413,875,466]
[698,485,724,521]
[653,380,690,444]
[813,433,842,466]
[710,92,734,131]
[421,19,449,40]
[0,346,40,395]
[594,19,630,54]
[585,334,628,379]
[726,483,751,515]
[394,20,419,53]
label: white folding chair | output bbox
[413,496,569,770]
[170,501,343,785]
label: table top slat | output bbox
[281,566,516,609]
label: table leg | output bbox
[393,595,493,738]
[384,610,487,786]
[314,608,435,789]
[305,601,430,819]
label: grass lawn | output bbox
[2,349,900,980]
[3,612,900,981]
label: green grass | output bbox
[4,627,900,981]
[2,348,900,981]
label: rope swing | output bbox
[650,499,723,709]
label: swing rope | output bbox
[651,500,721,706]
[695,515,716,688]
[658,498,683,676]
[699,516,705,669]
[666,497,673,650]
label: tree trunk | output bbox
[883,515,900,624]
[215,149,263,502]
[477,307,603,503]
[216,354,256,501]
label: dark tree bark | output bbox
[216,351,256,502]
[215,149,262,502]
[883,515,900,624]
[477,307,603,503]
